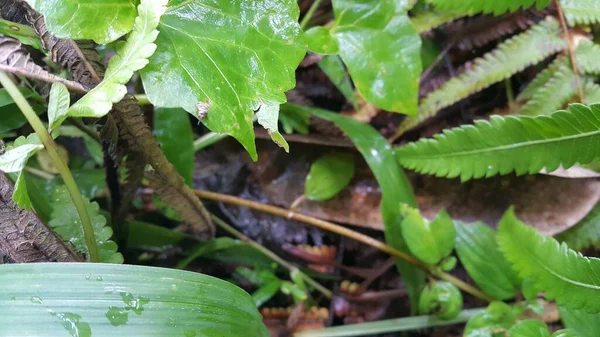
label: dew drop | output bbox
[85,275,90,280]
[96,276,103,281]
[30,296,43,304]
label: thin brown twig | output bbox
[555,0,584,102]
[194,189,494,302]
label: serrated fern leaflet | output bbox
[426,0,550,15]
[396,104,600,181]
[68,0,167,118]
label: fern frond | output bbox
[518,65,576,116]
[69,0,167,118]
[411,10,468,33]
[557,203,600,251]
[396,104,600,181]
[561,0,600,26]
[426,0,550,16]
[398,18,565,134]
[516,57,568,102]
[582,81,600,104]
[497,208,600,313]
[574,39,600,75]
[48,186,123,263]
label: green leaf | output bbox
[49,187,123,264]
[252,280,282,307]
[398,18,565,134]
[256,101,289,152]
[0,263,268,336]
[400,206,455,265]
[0,18,42,50]
[518,65,576,116]
[304,26,339,55]
[305,153,355,201]
[396,104,600,182]
[0,87,43,133]
[508,319,550,337]
[410,9,468,34]
[574,40,600,75]
[35,0,138,44]
[331,0,421,115]
[47,83,70,131]
[552,330,581,337]
[454,221,521,300]
[517,58,568,103]
[154,108,194,186]
[464,301,519,337]
[561,0,600,26]
[556,203,600,251]
[69,0,166,118]
[293,104,424,312]
[279,105,310,134]
[426,0,550,15]
[560,306,600,337]
[0,135,43,210]
[317,55,358,111]
[497,208,600,313]
[141,0,306,161]
[418,281,463,320]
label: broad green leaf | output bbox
[561,0,600,26]
[397,104,600,182]
[497,208,600,313]
[291,104,424,312]
[557,202,600,251]
[331,0,421,115]
[1,135,43,209]
[141,0,306,160]
[126,218,189,252]
[425,0,550,15]
[256,101,289,152]
[69,0,166,118]
[35,0,137,44]
[177,237,271,269]
[0,263,269,336]
[454,221,520,300]
[552,330,581,337]
[47,83,70,131]
[560,306,600,337]
[0,88,41,133]
[49,187,123,264]
[464,301,519,337]
[305,153,355,201]
[400,206,455,265]
[508,319,550,337]
[317,55,358,111]
[0,18,42,49]
[12,171,32,209]
[154,108,194,186]
[304,26,339,55]
[418,281,462,320]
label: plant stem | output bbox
[555,0,584,102]
[0,72,100,262]
[193,132,228,152]
[294,307,485,337]
[300,0,324,30]
[134,94,151,106]
[210,214,333,299]
[194,189,494,302]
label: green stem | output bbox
[0,72,100,262]
[210,214,333,299]
[300,0,324,30]
[193,132,228,152]
[294,308,484,337]
[134,94,151,106]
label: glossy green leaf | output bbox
[47,83,70,131]
[292,104,424,312]
[425,0,550,15]
[141,0,306,160]
[560,306,600,337]
[0,263,268,336]
[256,101,289,152]
[304,26,339,55]
[317,55,358,111]
[508,319,550,337]
[0,18,42,49]
[69,0,166,118]
[418,281,463,320]
[454,221,520,300]
[552,330,581,337]
[497,208,600,313]
[35,0,137,44]
[331,0,421,115]
[154,108,194,186]
[49,187,123,264]
[464,301,519,337]
[400,206,455,265]
[305,153,355,201]
[1,135,43,209]
[557,203,600,251]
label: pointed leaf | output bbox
[47,83,70,131]
[304,26,339,55]
[0,263,268,336]
[1,134,43,208]
[154,108,194,186]
[256,101,289,152]
[397,104,600,181]
[35,0,138,44]
[69,0,167,118]
[48,187,123,264]
[141,0,306,160]
[560,306,600,337]
[508,319,550,337]
[0,18,42,50]
[305,153,355,201]
[425,0,550,15]
[497,208,600,313]
[400,206,455,265]
[455,221,521,300]
[331,0,421,115]
[317,55,358,111]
